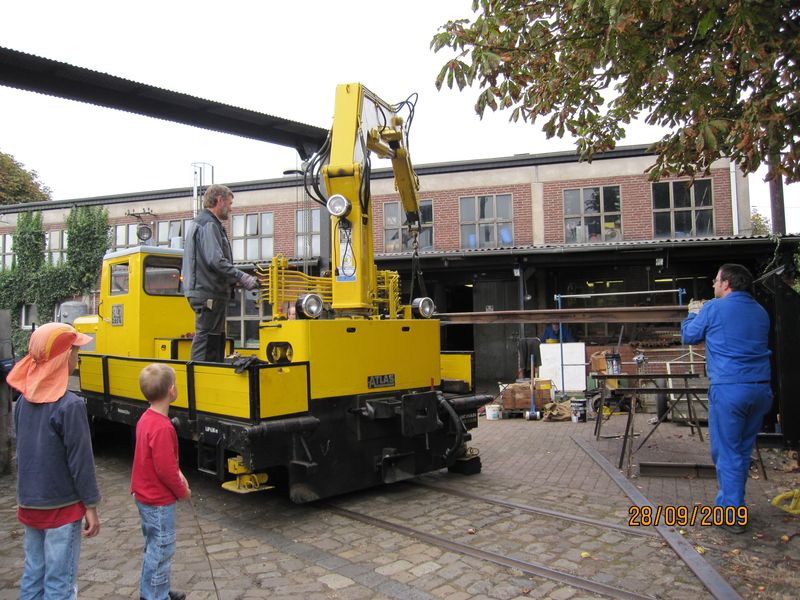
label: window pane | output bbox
[244,320,260,348]
[261,213,273,235]
[694,180,712,206]
[695,209,713,235]
[564,189,581,215]
[652,183,670,209]
[227,320,242,345]
[62,232,68,249]
[50,231,61,249]
[603,215,622,241]
[144,262,182,296]
[311,234,320,256]
[673,182,691,208]
[116,225,126,247]
[496,194,512,219]
[498,223,513,246]
[244,289,259,315]
[6,235,12,251]
[461,224,477,248]
[261,237,273,259]
[110,263,129,295]
[246,238,258,259]
[245,214,258,236]
[674,211,693,236]
[232,214,245,237]
[565,218,581,243]
[479,223,495,247]
[603,186,621,213]
[419,226,433,249]
[478,195,494,219]
[128,224,138,245]
[385,229,401,253]
[585,216,601,241]
[460,197,475,222]
[420,201,433,224]
[296,210,306,233]
[232,239,244,261]
[228,289,242,316]
[168,221,181,240]
[583,188,600,214]
[311,209,320,232]
[654,212,671,237]
[157,221,169,243]
[384,202,400,227]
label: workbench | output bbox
[592,373,708,476]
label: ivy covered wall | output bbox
[0,206,109,356]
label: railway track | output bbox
[321,479,712,600]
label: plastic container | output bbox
[485,404,502,420]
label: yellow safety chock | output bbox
[220,456,274,494]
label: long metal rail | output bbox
[323,503,655,600]
[436,305,687,324]
[409,479,659,538]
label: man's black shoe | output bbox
[168,592,186,600]
[723,523,747,535]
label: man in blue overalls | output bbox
[682,263,772,533]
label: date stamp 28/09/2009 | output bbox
[628,505,748,527]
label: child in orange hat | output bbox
[7,322,100,600]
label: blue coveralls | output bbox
[681,291,772,508]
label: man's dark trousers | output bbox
[188,298,226,362]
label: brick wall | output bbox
[543,168,733,244]
[371,184,533,252]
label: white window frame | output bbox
[20,304,38,330]
[231,212,274,261]
[0,233,14,270]
[383,200,433,252]
[459,194,513,249]
[563,186,622,243]
[296,208,320,258]
[226,287,264,349]
[112,223,140,249]
[46,229,68,264]
[652,179,714,238]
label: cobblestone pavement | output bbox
[1,412,797,599]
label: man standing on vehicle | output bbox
[183,184,257,362]
[681,264,772,532]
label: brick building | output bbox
[2,144,795,384]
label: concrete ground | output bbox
[0,404,797,599]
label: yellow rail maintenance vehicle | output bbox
[74,83,490,502]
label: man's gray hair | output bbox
[203,184,233,208]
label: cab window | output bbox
[110,263,129,295]
[143,257,183,296]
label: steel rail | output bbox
[573,435,743,600]
[323,503,655,600]
[436,305,688,325]
[409,480,659,538]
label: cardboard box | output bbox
[500,382,533,410]
[590,351,607,372]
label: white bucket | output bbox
[485,404,502,420]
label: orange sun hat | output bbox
[7,322,93,404]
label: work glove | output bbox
[240,273,259,290]
[687,299,704,315]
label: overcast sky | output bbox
[2,0,797,232]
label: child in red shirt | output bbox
[131,364,190,600]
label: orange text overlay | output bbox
[628,505,748,527]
